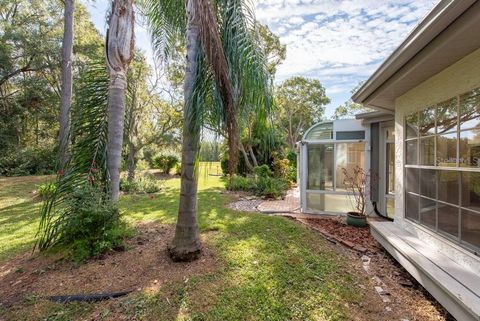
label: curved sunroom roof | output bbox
[303,122,333,140]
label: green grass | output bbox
[0,162,364,321]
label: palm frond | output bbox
[144,0,186,61]
[36,62,110,251]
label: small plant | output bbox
[342,166,370,217]
[253,165,273,178]
[58,184,131,263]
[272,158,290,179]
[226,172,288,199]
[152,154,179,174]
[120,172,162,194]
[36,182,57,199]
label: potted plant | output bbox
[341,166,370,227]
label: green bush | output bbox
[136,159,150,171]
[226,173,288,199]
[37,181,56,199]
[253,165,273,178]
[0,146,57,176]
[59,184,131,263]
[120,172,162,194]
[272,158,290,179]
[152,154,179,174]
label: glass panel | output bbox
[406,193,419,220]
[461,172,480,212]
[335,142,365,191]
[438,203,458,237]
[386,142,395,194]
[307,144,334,190]
[437,98,458,134]
[436,133,457,166]
[419,107,436,136]
[420,169,436,199]
[459,88,480,131]
[406,168,419,194]
[336,131,365,140]
[306,193,355,213]
[420,197,436,228]
[461,210,480,249]
[419,137,435,165]
[459,129,480,167]
[386,198,395,218]
[306,122,333,140]
[438,171,459,205]
[406,113,418,139]
[406,140,418,165]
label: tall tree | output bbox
[276,76,330,150]
[146,0,271,261]
[334,82,373,119]
[58,0,75,170]
[106,0,135,201]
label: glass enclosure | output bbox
[404,87,480,252]
[305,138,365,213]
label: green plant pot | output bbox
[346,212,368,227]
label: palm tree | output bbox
[106,0,135,201]
[58,0,75,170]
[146,0,271,261]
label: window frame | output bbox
[404,87,480,254]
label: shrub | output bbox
[226,174,288,199]
[136,159,150,171]
[0,146,57,176]
[120,172,162,194]
[59,184,131,263]
[37,182,56,199]
[253,165,273,178]
[272,158,290,179]
[174,163,182,175]
[152,154,179,174]
[255,176,289,199]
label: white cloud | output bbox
[254,0,439,116]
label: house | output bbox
[351,1,480,320]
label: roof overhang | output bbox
[352,0,480,111]
[355,111,394,124]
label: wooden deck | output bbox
[370,221,480,321]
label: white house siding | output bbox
[394,47,480,275]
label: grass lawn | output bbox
[0,162,365,321]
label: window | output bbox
[335,142,365,191]
[404,87,480,253]
[307,144,333,190]
[305,122,333,140]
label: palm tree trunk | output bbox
[106,0,134,201]
[58,0,74,170]
[168,0,202,262]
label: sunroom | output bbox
[299,120,366,214]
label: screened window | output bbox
[404,87,480,253]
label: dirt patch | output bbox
[297,217,455,321]
[0,222,219,308]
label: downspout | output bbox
[372,201,394,221]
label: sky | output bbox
[85,0,439,118]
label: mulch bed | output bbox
[0,222,219,308]
[300,217,380,253]
[298,216,455,321]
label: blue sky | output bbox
[85,0,438,118]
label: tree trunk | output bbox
[238,142,253,172]
[106,0,134,201]
[168,0,202,262]
[248,145,258,167]
[58,0,74,170]
[127,141,136,182]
